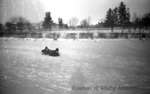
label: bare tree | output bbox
[69,17,79,28]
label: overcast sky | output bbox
[0,0,150,24]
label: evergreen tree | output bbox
[105,8,115,32]
[43,12,53,30]
[132,13,150,30]
[113,7,119,26]
[118,2,130,31]
[142,13,150,29]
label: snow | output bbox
[0,38,150,94]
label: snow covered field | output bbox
[0,38,150,94]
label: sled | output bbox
[41,47,60,56]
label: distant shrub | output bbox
[96,33,106,38]
[79,33,93,39]
[45,33,60,39]
[65,33,77,39]
[30,33,43,38]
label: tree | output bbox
[132,13,150,32]
[5,17,32,33]
[132,13,137,28]
[58,18,63,27]
[104,8,115,32]
[132,13,140,30]
[118,1,130,32]
[0,23,3,32]
[43,12,53,30]
[87,16,91,27]
[12,17,32,32]
[113,7,119,26]
[80,19,89,28]
[5,22,16,32]
[69,17,79,28]
[142,13,150,29]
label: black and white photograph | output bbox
[0,0,150,94]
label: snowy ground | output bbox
[0,38,150,94]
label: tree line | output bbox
[0,17,33,33]
[0,1,150,33]
[103,1,150,32]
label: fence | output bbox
[0,32,150,39]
